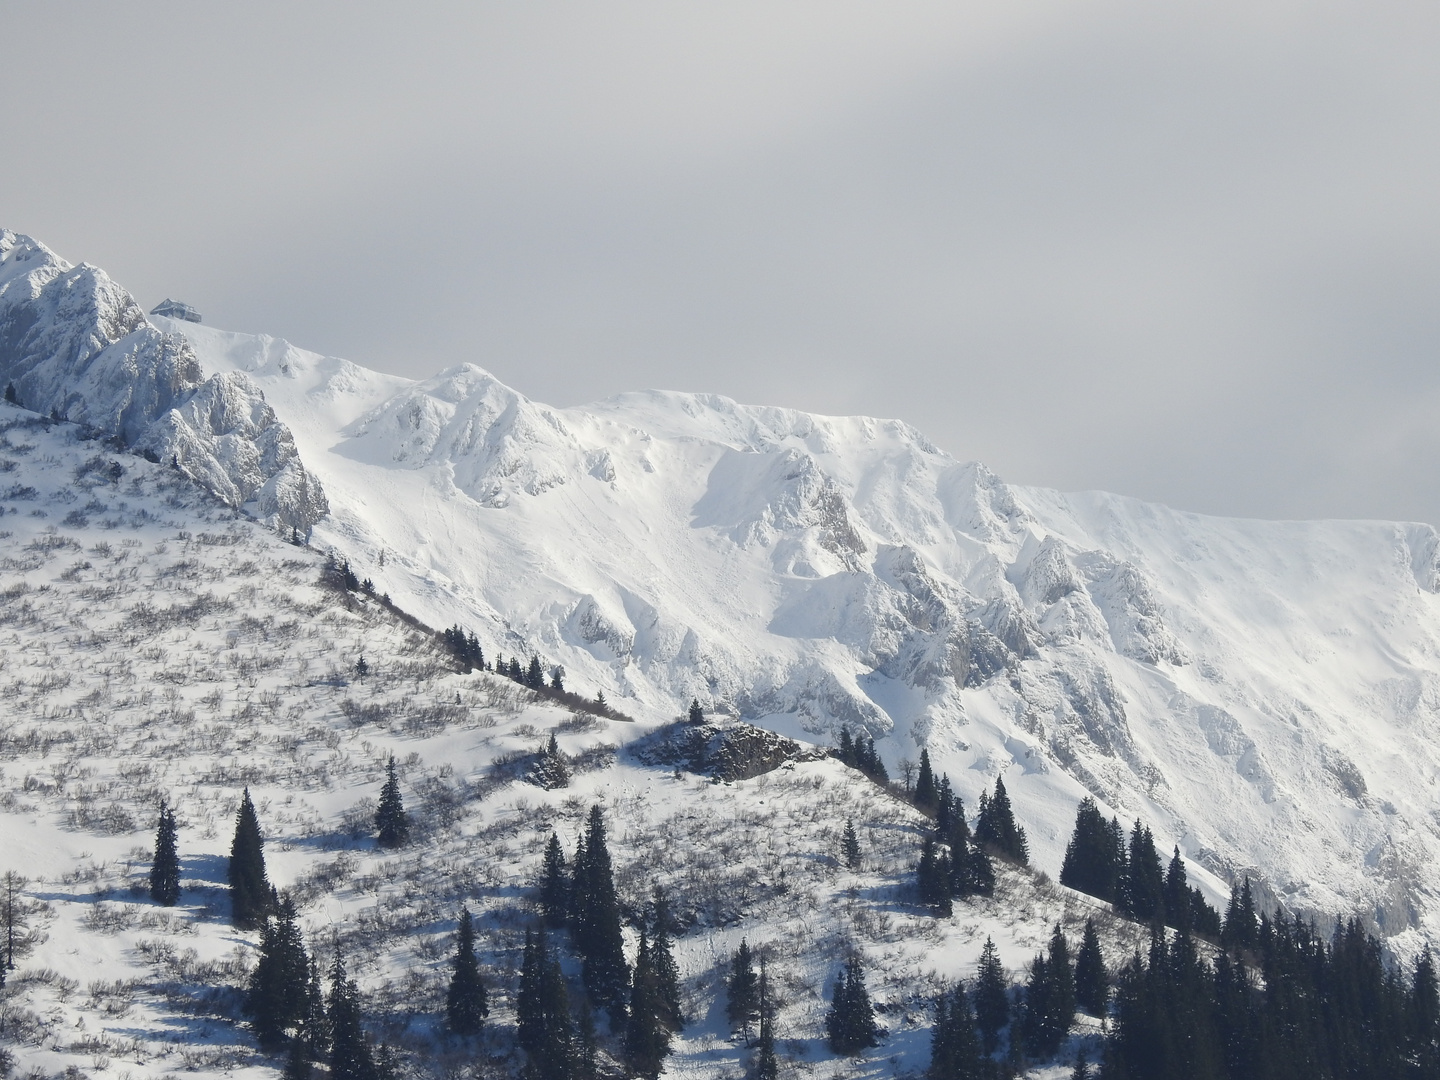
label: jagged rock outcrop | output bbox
[0,229,326,531]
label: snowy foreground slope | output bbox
[5,229,1440,948]
[0,402,1136,1079]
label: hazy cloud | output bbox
[6,2,1440,522]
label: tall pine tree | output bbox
[374,756,409,849]
[915,749,937,812]
[755,957,779,1080]
[973,937,1009,1056]
[727,938,760,1033]
[229,788,273,929]
[624,928,670,1078]
[825,954,878,1055]
[539,832,570,928]
[574,805,630,1017]
[973,776,1028,865]
[446,907,488,1036]
[149,799,181,907]
[245,899,311,1050]
[1074,919,1109,1017]
[328,949,378,1080]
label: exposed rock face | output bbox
[0,230,326,531]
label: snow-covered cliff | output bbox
[11,227,1440,951]
[0,230,326,531]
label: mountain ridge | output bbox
[7,229,1440,952]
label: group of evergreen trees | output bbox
[725,938,780,1078]
[441,624,486,671]
[913,753,1037,914]
[528,806,684,1079]
[1059,798,1220,938]
[242,902,394,1080]
[836,727,889,784]
[926,925,1109,1078]
[1104,918,1440,1080]
[825,954,879,1054]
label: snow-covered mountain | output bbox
[0,231,326,531]
[0,399,1136,1080]
[7,229,1440,952]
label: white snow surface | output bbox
[0,402,1129,1079]
[0,231,326,531]
[155,318,1440,952]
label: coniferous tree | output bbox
[755,958,779,1080]
[1059,797,1124,904]
[689,698,704,724]
[1069,1050,1089,1080]
[446,907,489,1036]
[1162,846,1192,933]
[526,655,545,690]
[973,777,1028,864]
[650,886,683,1031]
[915,749,937,812]
[825,954,878,1055]
[298,956,330,1066]
[539,832,570,928]
[624,928,670,1078]
[534,734,572,790]
[1021,924,1075,1058]
[973,937,1009,1056]
[355,655,369,677]
[1220,877,1258,954]
[568,833,590,928]
[838,728,855,766]
[518,927,576,1079]
[927,982,983,1080]
[374,756,409,849]
[328,949,378,1080]
[1074,919,1109,1017]
[509,657,524,682]
[1119,821,1165,922]
[149,799,181,907]
[246,899,311,1050]
[229,788,273,929]
[917,836,952,915]
[574,805,630,1017]
[957,835,995,899]
[934,775,956,836]
[727,938,760,1033]
[551,668,565,693]
[842,821,861,870]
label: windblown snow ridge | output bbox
[0,229,326,531]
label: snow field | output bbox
[0,404,1143,1079]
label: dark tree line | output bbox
[836,727,889,784]
[1059,797,1221,938]
[1104,918,1440,1080]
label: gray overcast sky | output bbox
[5,2,1440,524]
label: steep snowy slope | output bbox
[9,228,1433,950]
[0,400,1131,1080]
[0,231,326,531]
[162,315,1440,952]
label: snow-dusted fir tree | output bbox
[574,804,630,1016]
[149,799,180,907]
[825,954,878,1055]
[445,907,488,1036]
[229,788,273,929]
[538,832,570,928]
[374,756,409,849]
